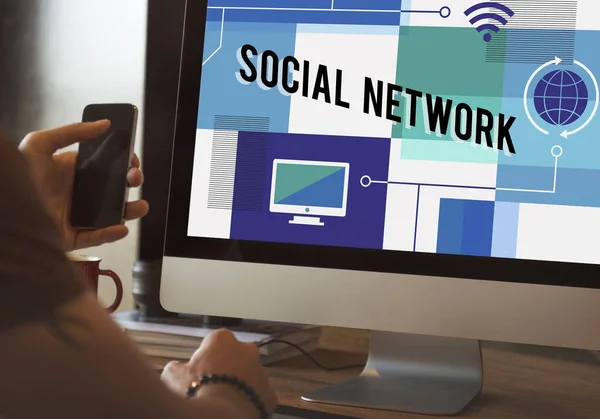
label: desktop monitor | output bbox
[270,159,350,226]
[160,0,600,415]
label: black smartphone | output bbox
[70,103,138,229]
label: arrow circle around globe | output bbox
[523,57,599,139]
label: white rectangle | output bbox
[416,186,496,253]
[575,0,600,31]
[187,129,234,239]
[383,184,419,251]
[288,31,398,138]
[389,140,498,188]
[516,203,600,264]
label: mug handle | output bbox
[99,269,123,313]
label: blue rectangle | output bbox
[461,200,495,257]
[223,9,401,25]
[436,199,464,255]
[496,164,555,190]
[496,166,600,209]
[230,132,390,250]
[334,0,402,11]
[208,0,331,9]
[232,132,269,212]
[206,8,224,21]
[491,202,520,258]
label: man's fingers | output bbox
[127,168,144,188]
[124,200,150,221]
[74,225,129,249]
[72,201,148,248]
[21,120,110,155]
[131,153,141,169]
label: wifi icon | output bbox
[464,1,515,42]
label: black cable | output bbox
[154,338,365,374]
[258,338,365,372]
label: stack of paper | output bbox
[113,311,321,366]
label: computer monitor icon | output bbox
[270,159,350,226]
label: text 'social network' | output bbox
[235,44,517,155]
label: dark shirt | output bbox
[0,132,85,331]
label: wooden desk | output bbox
[154,328,600,418]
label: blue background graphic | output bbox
[199,0,405,134]
[198,21,297,133]
[497,29,600,208]
[230,132,390,249]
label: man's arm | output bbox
[0,130,255,419]
[0,294,253,419]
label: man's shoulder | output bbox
[0,131,86,332]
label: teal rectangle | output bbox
[400,139,499,164]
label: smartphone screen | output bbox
[70,104,138,229]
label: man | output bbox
[0,121,276,419]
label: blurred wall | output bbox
[0,1,42,141]
[0,0,149,311]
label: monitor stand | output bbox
[302,331,483,416]
[289,216,324,226]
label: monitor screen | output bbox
[174,0,600,283]
[270,160,349,224]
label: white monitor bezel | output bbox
[161,257,600,351]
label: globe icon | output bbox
[533,69,589,126]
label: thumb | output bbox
[73,225,129,250]
[161,361,194,394]
[21,120,111,155]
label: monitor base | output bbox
[301,331,483,416]
[289,216,324,226]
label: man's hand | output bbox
[19,120,149,252]
[162,329,278,418]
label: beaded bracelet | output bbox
[187,374,269,419]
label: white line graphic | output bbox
[203,8,225,66]
[202,4,449,65]
[361,146,563,195]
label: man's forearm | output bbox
[0,294,254,419]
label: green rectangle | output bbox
[395,26,507,98]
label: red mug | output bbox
[68,254,123,313]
